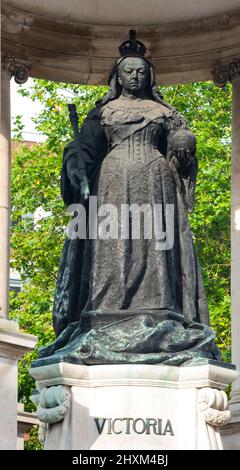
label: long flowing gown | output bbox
[37,96,220,366]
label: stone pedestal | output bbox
[0,319,37,450]
[30,362,238,450]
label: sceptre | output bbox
[68,103,90,200]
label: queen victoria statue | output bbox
[37,31,220,367]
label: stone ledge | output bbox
[17,403,39,434]
[0,318,19,333]
[30,362,239,391]
[0,329,37,360]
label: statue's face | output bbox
[118,57,149,95]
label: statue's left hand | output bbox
[175,148,194,168]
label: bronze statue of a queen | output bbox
[37,31,220,367]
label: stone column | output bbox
[0,56,34,450]
[231,75,240,404]
[0,56,30,319]
[0,64,11,319]
[212,59,240,409]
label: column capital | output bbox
[1,55,31,84]
[212,59,240,87]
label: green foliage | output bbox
[24,426,43,450]
[12,114,25,141]
[10,80,232,447]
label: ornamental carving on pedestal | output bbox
[198,387,231,427]
[33,385,71,423]
[1,55,30,84]
[31,385,71,444]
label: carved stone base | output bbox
[30,362,238,450]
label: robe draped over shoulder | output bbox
[61,107,108,206]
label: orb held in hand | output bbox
[172,129,197,168]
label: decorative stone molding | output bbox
[30,362,238,390]
[212,59,240,87]
[1,55,30,84]
[198,387,231,427]
[3,3,240,38]
[31,385,71,425]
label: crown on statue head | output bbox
[119,30,146,58]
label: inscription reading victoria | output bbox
[94,417,174,436]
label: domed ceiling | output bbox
[2,0,240,84]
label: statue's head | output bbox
[98,30,170,108]
[117,56,150,96]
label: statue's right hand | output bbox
[67,164,84,191]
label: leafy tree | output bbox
[10,80,232,444]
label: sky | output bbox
[11,79,45,142]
